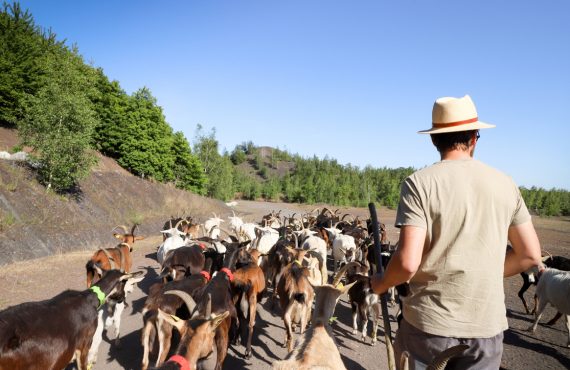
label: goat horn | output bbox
[112,225,129,234]
[542,249,553,260]
[205,293,212,317]
[130,223,138,235]
[165,290,197,314]
[427,344,469,370]
[331,262,360,287]
[341,213,354,222]
[174,219,188,230]
[293,232,299,249]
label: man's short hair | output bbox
[431,130,477,153]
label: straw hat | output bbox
[419,95,495,134]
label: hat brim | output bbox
[418,121,495,134]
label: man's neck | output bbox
[440,149,473,161]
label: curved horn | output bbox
[293,232,299,249]
[130,223,139,235]
[174,218,188,230]
[341,213,354,222]
[321,207,332,216]
[205,293,212,317]
[332,261,360,287]
[427,344,469,370]
[165,290,197,314]
[543,249,553,260]
[112,225,129,234]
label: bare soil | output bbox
[1,200,569,369]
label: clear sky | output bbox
[16,0,570,189]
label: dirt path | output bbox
[1,200,569,369]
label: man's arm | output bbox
[504,221,542,277]
[371,225,426,295]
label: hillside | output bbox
[0,128,229,266]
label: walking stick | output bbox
[368,202,396,370]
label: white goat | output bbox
[252,226,279,253]
[157,227,186,265]
[325,227,357,273]
[527,267,570,347]
[203,213,224,237]
[295,230,328,285]
[228,212,257,242]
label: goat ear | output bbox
[209,311,230,332]
[157,308,186,332]
[113,233,123,240]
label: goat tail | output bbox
[293,292,305,303]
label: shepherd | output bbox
[371,95,542,369]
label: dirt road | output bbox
[1,200,569,369]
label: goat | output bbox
[295,229,328,285]
[326,226,357,274]
[160,244,206,282]
[88,270,144,366]
[152,292,230,370]
[251,225,280,256]
[203,213,225,238]
[277,248,315,352]
[141,272,210,370]
[231,247,267,358]
[157,220,189,266]
[272,280,356,370]
[0,270,140,370]
[518,253,570,315]
[333,261,382,345]
[177,245,241,370]
[86,224,143,287]
[527,267,570,347]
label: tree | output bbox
[171,131,206,194]
[115,87,175,182]
[18,48,97,191]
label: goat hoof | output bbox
[352,329,357,335]
[244,351,252,359]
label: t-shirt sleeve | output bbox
[511,185,531,226]
[395,176,427,229]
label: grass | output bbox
[0,211,16,231]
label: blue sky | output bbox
[17,0,570,189]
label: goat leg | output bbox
[351,302,358,335]
[527,298,547,333]
[244,294,257,359]
[546,312,563,326]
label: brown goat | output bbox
[231,248,267,358]
[86,224,144,287]
[141,273,210,370]
[277,249,315,352]
[154,292,230,370]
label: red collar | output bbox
[200,270,211,281]
[219,267,234,282]
[167,354,190,370]
[198,243,206,250]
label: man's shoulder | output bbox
[410,159,513,182]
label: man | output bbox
[371,95,542,369]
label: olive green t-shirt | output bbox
[395,158,531,338]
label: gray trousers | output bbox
[394,319,503,370]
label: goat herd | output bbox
[0,208,569,370]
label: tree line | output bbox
[1,2,568,216]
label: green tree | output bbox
[0,2,55,127]
[171,131,206,194]
[18,48,97,191]
[115,87,175,182]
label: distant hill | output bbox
[0,128,229,266]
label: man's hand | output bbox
[371,273,388,295]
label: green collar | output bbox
[89,285,106,308]
[294,260,302,266]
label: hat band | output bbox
[433,117,478,128]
